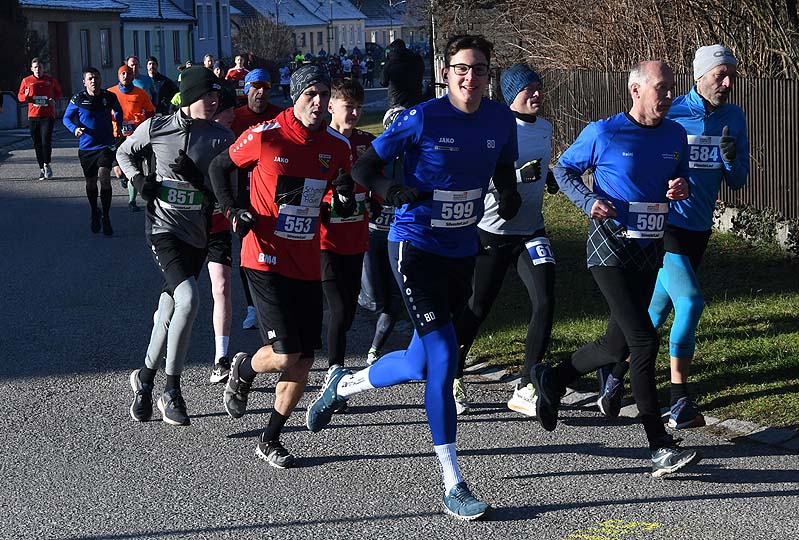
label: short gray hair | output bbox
[628,62,649,88]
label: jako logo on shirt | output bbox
[438,137,455,144]
[274,156,289,163]
[622,152,634,157]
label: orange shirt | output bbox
[107,84,155,137]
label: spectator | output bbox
[146,56,178,115]
[380,39,425,108]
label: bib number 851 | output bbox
[166,189,197,205]
[282,215,313,234]
[440,201,474,220]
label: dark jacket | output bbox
[380,46,424,108]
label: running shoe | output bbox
[366,347,380,365]
[102,216,113,236]
[120,177,128,189]
[129,201,140,213]
[306,365,351,432]
[530,363,562,431]
[255,437,296,469]
[442,482,490,521]
[157,389,191,426]
[209,356,231,384]
[242,305,257,330]
[90,208,101,234]
[223,352,253,418]
[129,369,153,422]
[668,397,706,429]
[597,371,624,418]
[44,163,53,179]
[453,378,471,415]
[37,168,46,181]
[507,382,538,417]
[651,444,702,478]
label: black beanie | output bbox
[217,85,237,112]
[289,64,331,104]
[180,66,223,107]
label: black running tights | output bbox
[322,251,365,367]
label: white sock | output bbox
[336,367,375,398]
[434,443,463,493]
[215,336,229,361]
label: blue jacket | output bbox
[666,87,749,231]
[63,90,123,151]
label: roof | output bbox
[120,0,195,21]
[357,0,423,28]
[234,0,364,26]
[295,0,366,21]
[19,0,128,12]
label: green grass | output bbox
[467,193,799,429]
[357,109,385,135]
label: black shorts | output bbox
[321,250,364,283]
[388,240,474,337]
[147,233,207,295]
[663,224,712,271]
[245,268,323,356]
[206,231,233,266]
[78,147,114,179]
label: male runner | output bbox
[534,61,701,478]
[598,46,750,429]
[17,58,62,180]
[127,56,157,103]
[225,54,250,104]
[306,35,520,520]
[122,67,234,426]
[146,56,179,115]
[209,65,354,468]
[453,63,558,417]
[63,67,123,236]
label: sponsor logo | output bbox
[438,137,455,143]
[662,152,679,160]
[267,330,276,339]
[258,252,277,265]
[622,152,634,157]
[274,156,289,163]
[487,139,495,148]
[318,153,331,172]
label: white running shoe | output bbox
[44,163,53,178]
[366,348,380,365]
[453,378,470,415]
[507,382,538,417]
[242,306,257,330]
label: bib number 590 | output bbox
[636,213,664,232]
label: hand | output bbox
[332,170,356,217]
[386,185,419,207]
[169,149,204,189]
[320,202,332,224]
[545,170,560,194]
[74,127,85,137]
[590,200,617,220]
[365,197,383,218]
[667,177,690,201]
[497,189,522,220]
[518,159,542,183]
[719,125,736,163]
[139,173,159,203]
[24,87,29,97]
[227,208,255,238]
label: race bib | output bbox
[525,237,555,265]
[121,121,135,136]
[430,188,482,228]
[369,205,395,231]
[687,135,722,169]
[626,202,668,239]
[275,204,320,240]
[330,192,366,224]
[158,178,204,210]
[32,96,49,107]
[236,88,245,97]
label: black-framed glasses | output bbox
[448,63,489,76]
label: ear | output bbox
[441,67,448,81]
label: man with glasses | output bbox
[306,35,520,520]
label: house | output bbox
[357,0,428,49]
[172,0,234,63]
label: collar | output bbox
[513,111,537,123]
[283,107,326,143]
[117,83,134,93]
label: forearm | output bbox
[209,150,240,215]
[492,160,517,193]
[554,162,600,216]
[351,147,395,198]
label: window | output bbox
[173,31,181,64]
[133,30,140,58]
[100,29,111,67]
[382,30,386,45]
[299,32,306,48]
[349,25,354,45]
[198,3,206,39]
[221,3,229,38]
[206,5,214,39]
[80,29,91,67]
[145,31,151,58]
[317,31,323,46]
[370,31,377,43]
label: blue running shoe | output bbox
[442,482,490,521]
[306,365,351,432]
[668,397,706,429]
[597,372,624,418]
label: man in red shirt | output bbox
[209,64,354,469]
[17,57,62,180]
[229,69,283,136]
[225,54,250,105]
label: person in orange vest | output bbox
[17,57,63,180]
[108,64,155,211]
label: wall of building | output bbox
[193,0,233,62]
[122,24,194,80]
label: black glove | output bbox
[227,207,255,238]
[320,202,332,224]
[518,159,542,183]
[386,184,419,207]
[719,125,736,164]
[366,197,383,219]
[545,170,560,194]
[331,171,356,218]
[134,172,159,203]
[170,150,205,189]
[497,189,522,220]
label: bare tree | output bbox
[234,15,294,64]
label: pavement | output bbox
[0,120,797,540]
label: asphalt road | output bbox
[0,127,797,540]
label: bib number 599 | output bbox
[440,201,474,220]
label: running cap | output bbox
[244,68,271,93]
[290,64,331,104]
[118,64,133,77]
[179,66,223,106]
[501,64,542,104]
[693,45,737,81]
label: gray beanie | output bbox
[289,64,331,103]
[693,45,737,81]
[500,64,542,104]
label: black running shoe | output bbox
[224,352,253,418]
[158,389,191,426]
[102,216,113,236]
[530,363,562,431]
[209,356,231,384]
[255,437,296,469]
[91,208,101,233]
[129,369,153,422]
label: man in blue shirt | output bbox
[63,67,123,235]
[306,34,520,520]
[536,60,702,478]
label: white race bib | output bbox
[626,202,668,239]
[369,205,395,231]
[687,135,722,169]
[158,178,203,210]
[330,192,367,224]
[121,121,136,136]
[32,96,49,107]
[430,188,482,228]
[275,205,320,240]
[525,237,555,265]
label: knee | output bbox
[272,352,303,372]
[173,281,200,314]
[211,276,230,302]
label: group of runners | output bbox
[28,33,748,520]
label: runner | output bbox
[146,56,179,115]
[17,57,62,180]
[533,60,702,478]
[306,35,520,520]
[126,56,157,103]
[209,65,353,467]
[452,63,558,417]
[225,54,250,105]
[62,67,123,236]
[108,64,155,212]
[122,67,233,426]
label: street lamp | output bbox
[388,0,406,45]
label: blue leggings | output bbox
[648,252,705,358]
[367,326,458,446]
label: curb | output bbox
[464,364,799,453]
